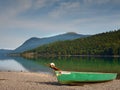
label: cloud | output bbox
[48,0,120,19]
[0,0,120,30]
[0,0,120,49]
[0,0,32,18]
[49,1,81,18]
[32,0,59,9]
[0,0,81,31]
[83,0,110,5]
[0,0,33,30]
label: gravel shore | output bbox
[0,72,119,90]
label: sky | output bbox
[0,0,120,50]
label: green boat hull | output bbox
[55,71,117,84]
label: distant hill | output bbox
[12,32,89,53]
[0,49,13,56]
[23,29,120,56]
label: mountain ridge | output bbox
[23,29,120,56]
[12,32,89,53]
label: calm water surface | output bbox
[0,56,120,78]
[0,56,51,73]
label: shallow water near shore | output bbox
[0,56,120,78]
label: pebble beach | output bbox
[0,72,120,90]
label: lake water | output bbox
[0,56,120,78]
[0,56,51,73]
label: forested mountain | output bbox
[13,32,89,53]
[23,29,120,56]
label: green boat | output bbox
[49,63,117,84]
[55,71,117,84]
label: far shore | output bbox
[0,71,120,90]
[9,52,120,58]
[15,53,120,58]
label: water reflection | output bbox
[0,56,51,73]
[0,59,28,71]
[0,56,120,78]
[27,56,120,73]
[26,56,120,79]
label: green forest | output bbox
[23,29,120,56]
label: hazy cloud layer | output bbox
[0,0,120,49]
